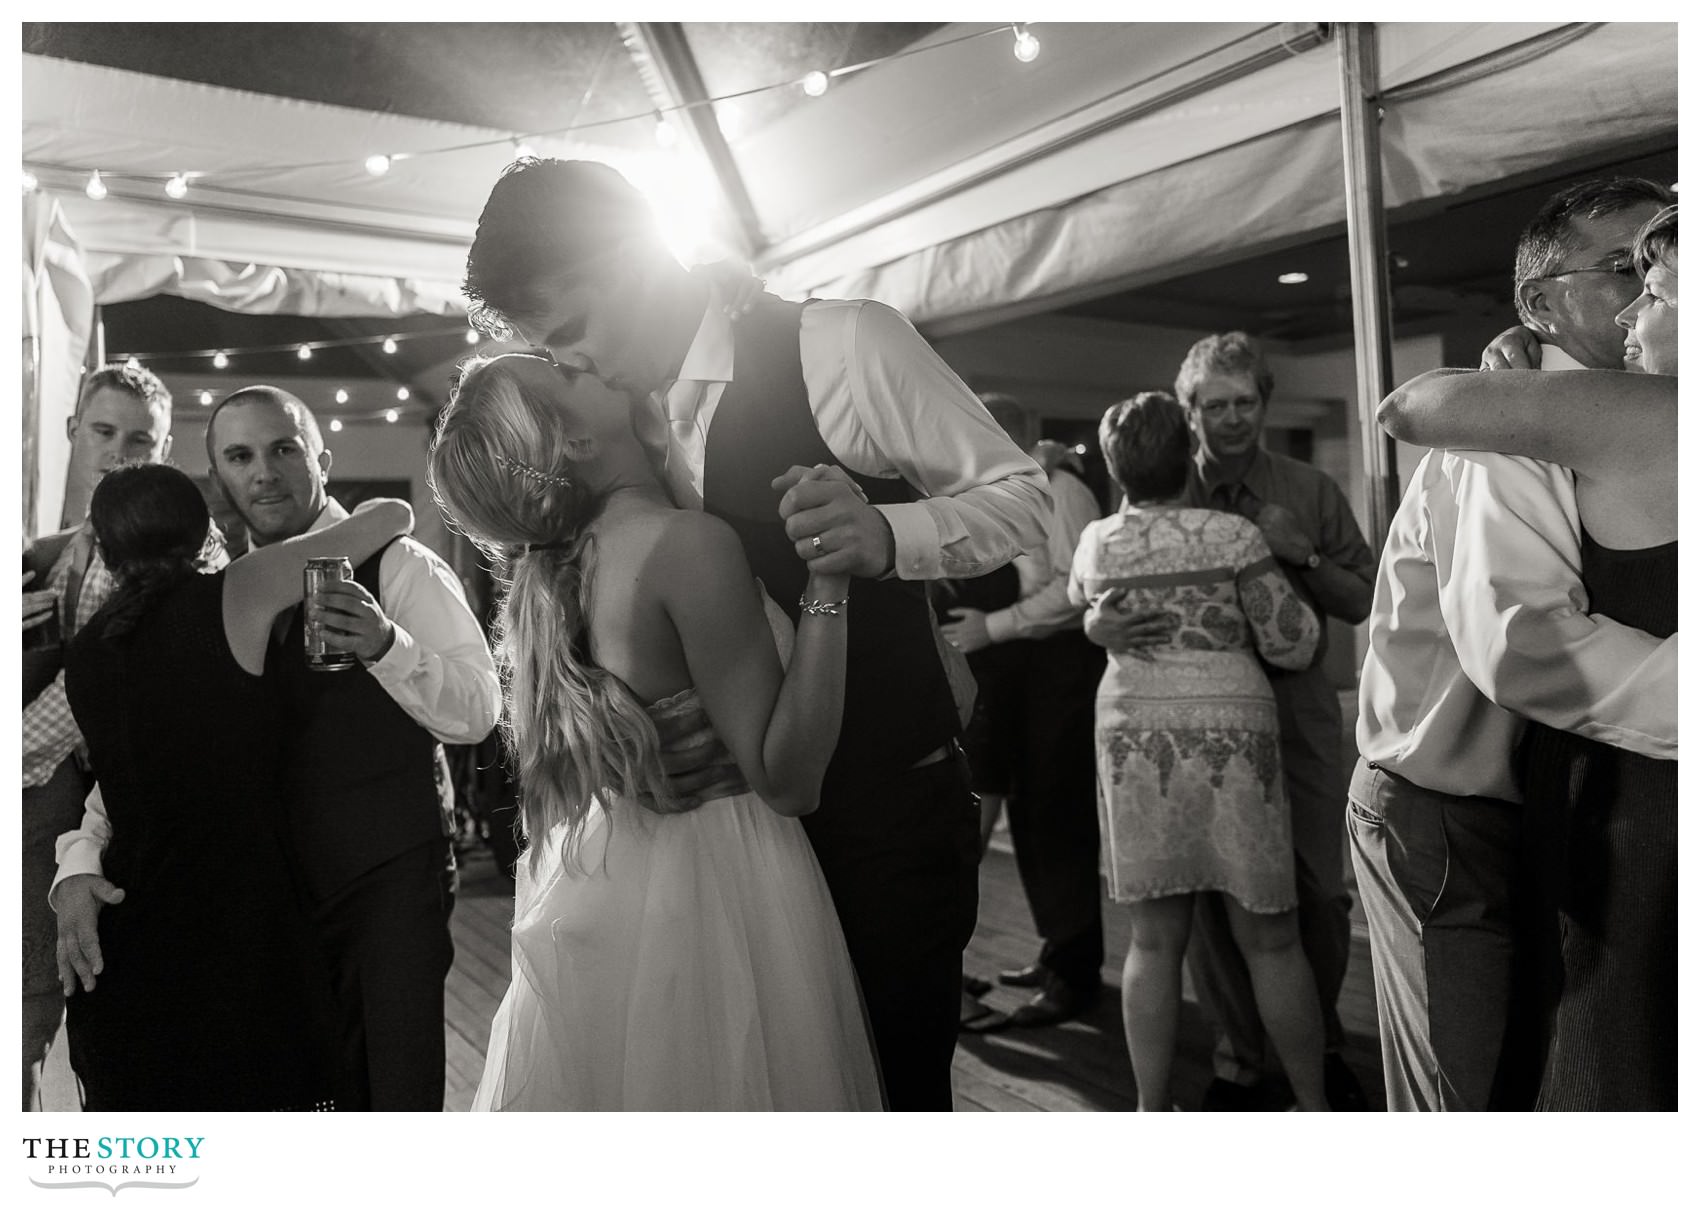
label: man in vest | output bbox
[462,158,1051,1111]
[51,386,500,1111]
[22,360,185,1109]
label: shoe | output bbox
[959,995,1011,1034]
[962,973,993,998]
[997,962,1049,989]
[1324,1052,1369,1112]
[1007,980,1100,1028]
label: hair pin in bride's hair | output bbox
[495,452,573,490]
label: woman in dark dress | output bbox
[54,464,412,1111]
[1379,205,1677,1109]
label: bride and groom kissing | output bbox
[435,157,1053,1111]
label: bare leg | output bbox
[1223,898,1328,1111]
[1122,894,1194,1111]
[977,792,1005,858]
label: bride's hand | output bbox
[773,463,889,581]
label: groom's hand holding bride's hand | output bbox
[773,464,891,579]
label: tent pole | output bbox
[1336,22,1401,548]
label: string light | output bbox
[165,173,189,199]
[84,170,107,201]
[335,388,349,404]
[381,337,399,355]
[396,387,410,401]
[384,409,400,423]
[801,70,830,97]
[1012,25,1041,63]
[1278,271,1310,285]
[23,169,38,194]
[654,115,679,148]
[329,418,344,433]
[364,153,392,177]
[199,390,214,406]
[212,351,229,369]
[297,344,313,361]
[465,329,480,345]
[511,139,536,161]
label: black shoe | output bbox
[962,973,993,998]
[1200,1078,1258,1112]
[1007,980,1099,1028]
[1324,1052,1369,1112]
[997,963,1049,989]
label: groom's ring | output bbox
[811,535,825,555]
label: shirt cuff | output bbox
[878,503,941,581]
[48,838,107,911]
[364,621,420,684]
[985,608,1019,645]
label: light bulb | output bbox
[512,140,536,161]
[364,153,392,177]
[297,344,313,361]
[384,409,400,424]
[85,170,107,201]
[22,169,38,194]
[212,351,229,369]
[381,336,398,355]
[466,329,480,345]
[1277,271,1310,285]
[1013,26,1041,63]
[396,386,410,401]
[802,71,829,97]
[199,390,214,406]
[335,388,349,405]
[165,173,189,199]
[655,116,679,148]
[329,418,344,433]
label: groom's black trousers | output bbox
[803,751,981,1111]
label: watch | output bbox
[1302,551,1321,570]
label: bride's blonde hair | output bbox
[428,354,674,870]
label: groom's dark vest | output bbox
[274,543,448,902]
[700,299,961,792]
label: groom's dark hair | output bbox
[463,157,663,341]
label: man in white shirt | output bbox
[54,387,501,1110]
[462,157,1051,1110]
[1352,177,1676,1111]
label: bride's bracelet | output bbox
[798,595,850,617]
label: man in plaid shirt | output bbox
[21,361,222,1109]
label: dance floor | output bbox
[35,835,1384,1113]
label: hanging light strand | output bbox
[107,325,485,365]
[23,24,1032,190]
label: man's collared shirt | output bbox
[985,467,1101,643]
[1181,446,1376,662]
[1356,350,1678,802]
[649,294,1050,581]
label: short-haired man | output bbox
[22,361,188,1109]
[942,394,1107,1031]
[1352,176,1676,1110]
[462,158,1050,1110]
[53,386,500,1111]
[1097,332,1378,1109]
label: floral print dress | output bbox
[1070,507,1319,912]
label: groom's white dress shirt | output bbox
[653,294,1050,581]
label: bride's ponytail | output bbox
[429,354,675,872]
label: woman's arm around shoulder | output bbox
[1234,522,1319,671]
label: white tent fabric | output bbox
[773,22,1676,328]
[22,194,95,535]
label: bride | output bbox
[428,349,883,1110]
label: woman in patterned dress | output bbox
[1070,392,1328,1111]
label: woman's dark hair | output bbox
[1633,203,1678,277]
[1100,391,1191,503]
[85,463,209,642]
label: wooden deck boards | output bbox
[39,832,1386,1113]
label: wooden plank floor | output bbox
[40,812,1386,1113]
[442,830,1387,1113]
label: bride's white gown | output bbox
[473,596,884,1111]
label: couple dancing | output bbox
[434,158,1051,1111]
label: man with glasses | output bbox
[1351,176,1675,1110]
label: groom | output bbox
[463,158,1051,1110]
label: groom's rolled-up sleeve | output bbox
[828,300,1051,581]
